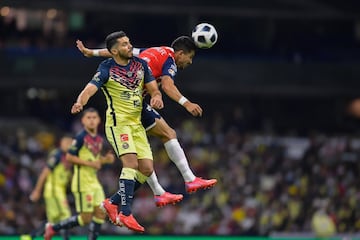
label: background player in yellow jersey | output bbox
[69,31,164,233]
[44,108,115,240]
[30,136,73,240]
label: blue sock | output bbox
[110,179,141,205]
[118,179,135,216]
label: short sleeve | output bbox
[161,57,177,79]
[68,132,85,156]
[89,60,111,88]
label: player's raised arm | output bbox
[71,83,98,114]
[77,40,143,58]
[76,39,111,58]
[161,75,203,117]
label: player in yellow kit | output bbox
[44,108,115,240]
[30,136,73,239]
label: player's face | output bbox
[175,50,195,70]
[113,37,133,59]
[82,112,100,132]
[60,137,73,152]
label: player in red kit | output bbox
[77,36,217,210]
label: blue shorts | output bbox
[141,103,161,131]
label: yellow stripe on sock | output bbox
[120,168,137,180]
[136,170,148,184]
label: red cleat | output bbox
[185,177,217,193]
[154,192,183,207]
[100,198,118,224]
[43,223,56,240]
[116,212,145,233]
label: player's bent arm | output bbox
[161,75,188,104]
[161,75,203,117]
[66,153,101,170]
[100,152,115,165]
[145,81,163,110]
[29,167,50,202]
[71,83,98,114]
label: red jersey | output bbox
[139,46,178,80]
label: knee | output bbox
[162,127,177,141]
[138,160,154,177]
[80,213,93,225]
[140,167,153,177]
[94,208,106,221]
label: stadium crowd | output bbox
[0,106,359,236]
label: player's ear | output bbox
[110,48,118,55]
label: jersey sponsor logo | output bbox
[133,99,141,108]
[170,64,177,72]
[119,182,126,205]
[168,68,175,77]
[167,64,177,77]
[136,70,144,80]
[86,194,93,202]
[92,71,101,82]
[120,134,128,142]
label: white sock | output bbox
[164,139,196,182]
[146,171,166,196]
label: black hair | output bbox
[171,36,196,53]
[105,31,127,52]
[82,107,99,117]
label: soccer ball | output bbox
[191,23,218,49]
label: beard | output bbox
[119,49,133,59]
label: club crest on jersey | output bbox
[122,142,129,149]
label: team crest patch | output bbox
[120,134,129,142]
[126,71,133,77]
[122,142,129,149]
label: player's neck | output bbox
[85,127,97,136]
[113,56,130,66]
